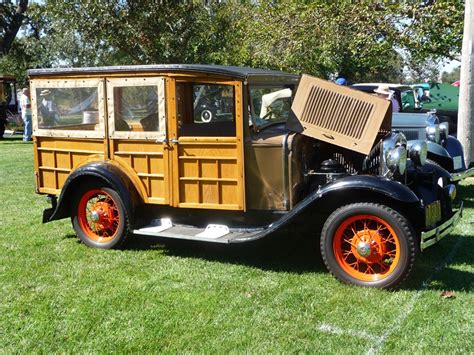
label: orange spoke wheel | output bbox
[321,203,416,289]
[78,189,120,243]
[72,186,130,249]
[333,215,400,282]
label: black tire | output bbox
[320,203,416,288]
[71,185,131,249]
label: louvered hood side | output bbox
[291,74,391,155]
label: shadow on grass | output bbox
[63,226,473,290]
[401,234,474,292]
[62,179,474,287]
[125,226,325,274]
[0,136,28,144]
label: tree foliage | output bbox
[0,0,465,84]
[441,65,461,83]
[0,0,28,55]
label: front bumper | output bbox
[451,167,474,182]
[420,202,463,250]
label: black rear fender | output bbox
[43,162,141,223]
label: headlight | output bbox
[409,141,427,167]
[426,124,440,143]
[386,146,407,175]
[425,111,440,143]
[381,132,408,177]
[439,122,449,141]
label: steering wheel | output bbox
[260,109,274,121]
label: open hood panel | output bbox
[290,74,392,155]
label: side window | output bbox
[35,87,99,130]
[107,77,166,139]
[177,82,236,137]
[113,86,159,132]
[30,78,105,138]
[249,87,292,129]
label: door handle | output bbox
[170,138,179,144]
[156,137,168,144]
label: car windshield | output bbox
[250,86,292,129]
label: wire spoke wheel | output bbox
[333,215,400,282]
[321,203,416,288]
[72,185,130,249]
[78,189,120,243]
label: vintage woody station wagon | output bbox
[29,65,462,288]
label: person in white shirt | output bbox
[20,88,32,141]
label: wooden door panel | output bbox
[111,140,168,204]
[170,79,245,211]
[176,138,241,209]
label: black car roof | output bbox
[28,64,300,82]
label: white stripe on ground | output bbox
[365,236,464,355]
[314,236,464,352]
[317,323,383,342]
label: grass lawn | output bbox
[1,136,473,352]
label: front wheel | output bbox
[71,186,131,249]
[320,203,416,288]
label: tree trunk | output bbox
[458,0,474,168]
[0,0,29,55]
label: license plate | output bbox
[425,200,442,227]
[453,156,463,170]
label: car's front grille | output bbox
[364,138,383,175]
[396,128,421,141]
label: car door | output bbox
[106,76,170,204]
[166,78,246,210]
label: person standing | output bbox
[0,86,6,139]
[20,88,32,141]
[0,104,5,139]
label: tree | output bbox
[441,66,461,83]
[458,0,474,166]
[406,56,441,83]
[1,1,465,85]
[0,0,28,55]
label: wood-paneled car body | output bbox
[30,66,462,288]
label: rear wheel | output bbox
[320,203,416,288]
[71,185,130,249]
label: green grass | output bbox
[1,135,473,352]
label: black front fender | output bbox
[43,161,139,223]
[316,174,419,203]
[232,175,422,243]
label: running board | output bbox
[133,219,265,244]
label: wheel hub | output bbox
[89,201,114,230]
[90,210,100,222]
[356,241,371,257]
[351,231,385,263]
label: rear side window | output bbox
[106,77,166,140]
[30,78,105,138]
[35,87,99,130]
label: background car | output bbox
[351,83,473,181]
